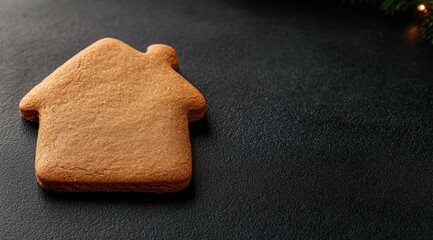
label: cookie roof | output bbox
[19,38,205,122]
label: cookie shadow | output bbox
[39,175,196,204]
[21,119,39,136]
[189,114,210,138]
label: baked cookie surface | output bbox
[19,38,206,192]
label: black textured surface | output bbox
[1,0,433,239]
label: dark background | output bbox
[1,0,433,239]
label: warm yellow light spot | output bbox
[418,4,426,12]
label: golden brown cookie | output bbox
[19,38,206,192]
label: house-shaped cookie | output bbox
[19,38,206,192]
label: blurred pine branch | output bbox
[346,0,433,43]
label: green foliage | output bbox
[422,19,433,43]
[380,0,418,14]
[348,0,433,43]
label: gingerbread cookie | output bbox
[19,38,206,192]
